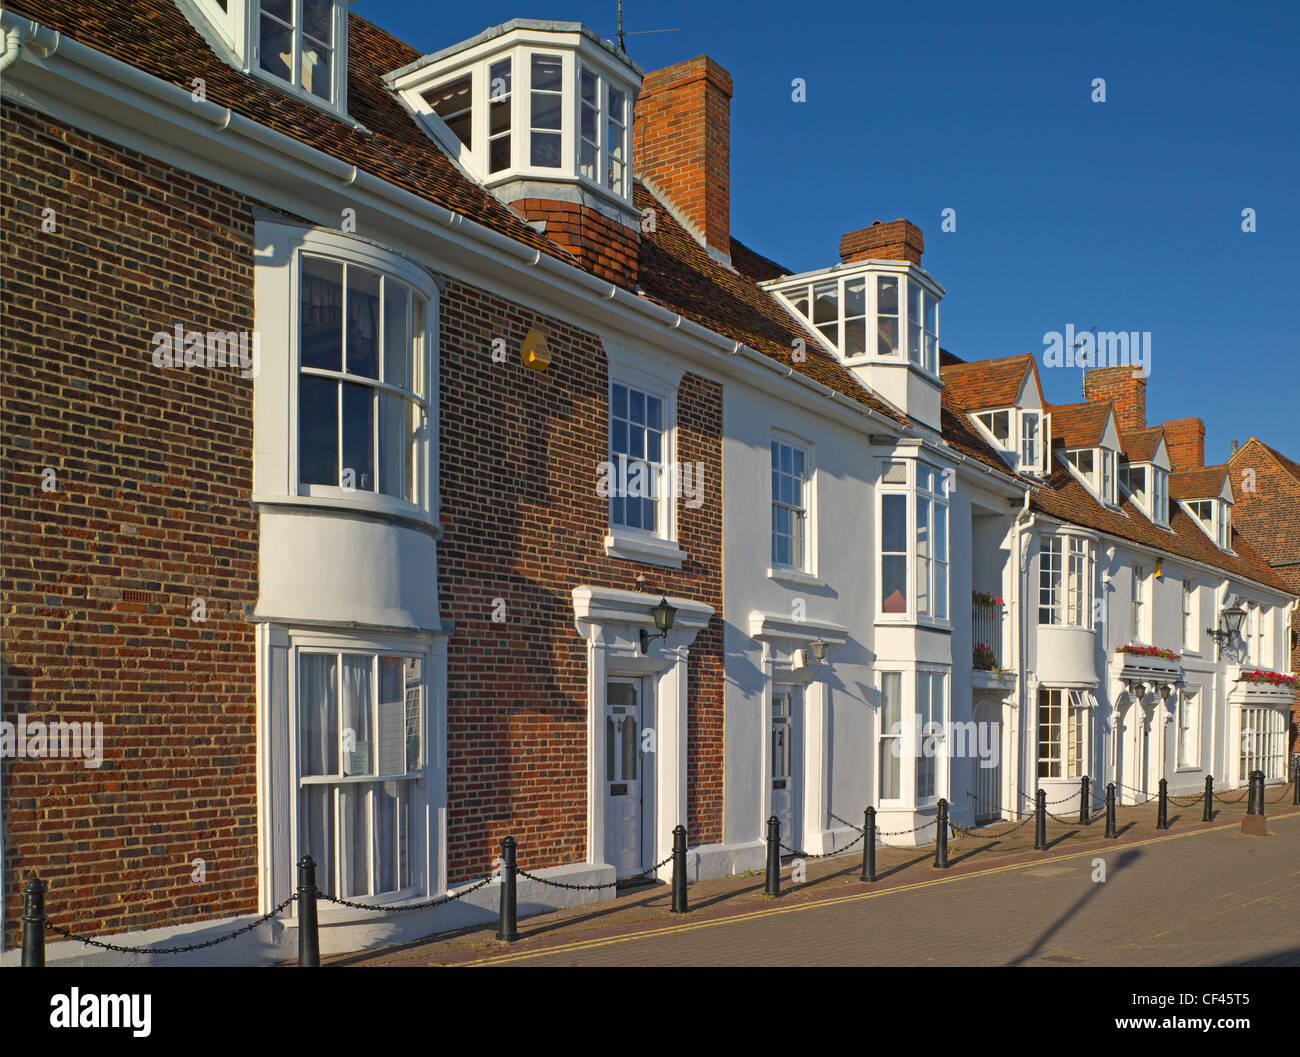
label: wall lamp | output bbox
[1207,603,1247,651]
[639,596,677,653]
[809,638,829,665]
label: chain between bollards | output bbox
[764,816,782,898]
[21,878,46,968]
[670,824,688,913]
[1033,789,1047,850]
[296,855,320,967]
[1156,778,1169,830]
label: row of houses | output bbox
[1,1,1296,963]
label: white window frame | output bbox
[877,458,950,625]
[252,0,348,110]
[877,671,904,804]
[1021,412,1041,471]
[1039,536,1062,626]
[1176,689,1200,769]
[285,627,439,914]
[1131,565,1148,643]
[1182,578,1199,653]
[1240,706,1286,782]
[1153,466,1169,526]
[974,409,1012,450]
[1038,688,1087,779]
[603,360,685,568]
[255,225,440,528]
[771,433,813,574]
[915,670,947,802]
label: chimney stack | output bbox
[635,56,732,261]
[1083,364,1146,434]
[839,220,924,265]
[1230,439,1239,455]
[1163,417,1206,470]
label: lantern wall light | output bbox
[639,596,677,653]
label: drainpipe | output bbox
[0,27,23,73]
[1012,489,1034,813]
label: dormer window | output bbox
[975,410,1011,447]
[1185,498,1231,549]
[772,266,940,374]
[186,0,349,113]
[1021,412,1041,470]
[388,24,640,207]
[1065,448,1118,504]
[1120,463,1170,526]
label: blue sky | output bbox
[354,0,1300,462]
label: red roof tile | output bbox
[939,355,1036,411]
[1170,466,1231,501]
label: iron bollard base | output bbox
[1241,814,1267,837]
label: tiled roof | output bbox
[1256,439,1300,485]
[729,237,790,282]
[1170,466,1231,501]
[7,0,572,263]
[1048,402,1113,448]
[633,184,907,425]
[1120,427,1165,463]
[939,355,1035,411]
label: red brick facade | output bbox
[438,280,724,880]
[2,98,726,943]
[1,101,260,946]
[1083,364,1147,434]
[839,219,925,266]
[634,56,732,256]
[507,198,640,290]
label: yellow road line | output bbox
[449,810,1298,966]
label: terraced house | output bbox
[1,1,1295,964]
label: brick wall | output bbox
[1163,417,1206,471]
[1,102,260,946]
[1227,441,1300,755]
[1083,364,1146,434]
[634,56,732,256]
[508,198,640,290]
[438,282,725,882]
[839,220,924,265]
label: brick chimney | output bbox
[1163,417,1206,470]
[839,220,924,265]
[1083,364,1146,434]
[634,56,732,260]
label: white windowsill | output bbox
[767,566,825,588]
[604,529,687,569]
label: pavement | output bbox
[333,786,1300,967]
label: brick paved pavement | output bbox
[336,792,1300,967]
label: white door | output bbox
[604,679,644,877]
[973,698,1002,823]
[771,689,801,852]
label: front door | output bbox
[771,689,801,852]
[604,679,645,877]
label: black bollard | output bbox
[1203,775,1214,822]
[1156,778,1169,830]
[764,815,782,898]
[860,807,877,883]
[1248,770,1265,816]
[1293,760,1299,806]
[933,799,950,869]
[1105,783,1118,838]
[1079,776,1090,825]
[296,855,320,967]
[21,878,46,967]
[496,836,519,942]
[671,824,688,913]
[1034,789,1047,850]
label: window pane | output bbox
[405,656,423,771]
[303,0,332,42]
[877,316,899,357]
[259,16,293,82]
[845,277,866,317]
[263,0,292,20]
[303,43,331,100]
[532,53,563,92]
[490,135,512,173]
[882,493,907,552]
[298,374,339,486]
[383,281,410,391]
[531,91,562,131]
[346,267,381,379]
[877,276,898,315]
[844,317,867,357]
[409,296,426,398]
[378,656,406,776]
[341,383,375,491]
[880,460,907,484]
[301,653,339,776]
[342,655,373,776]
[532,131,561,167]
[301,257,343,371]
[379,393,409,500]
[339,785,369,897]
[882,555,907,613]
[303,784,335,892]
[812,281,838,324]
[373,783,399,895]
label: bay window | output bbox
[1038,688,1086,779]
[878,459,948,622]
[1040,535,1092,627]
[1039,537,1062,625]
[299,649,425,899]
[1240,707,1286,781]
[298,254,428,507]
